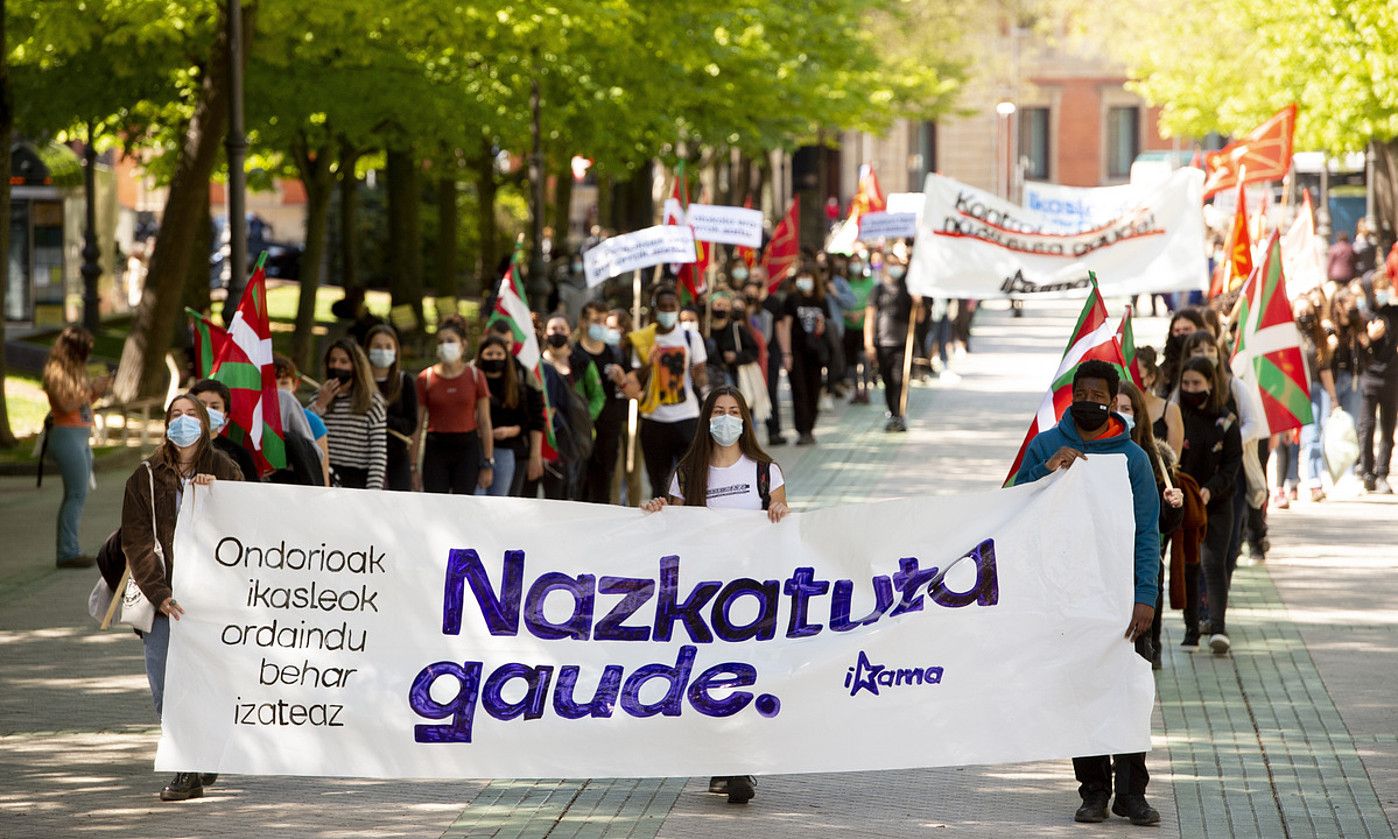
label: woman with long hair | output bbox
[311,338,387,489]
[1175,356,1242,655]
[121,394,242,801]
[475,335,544,497]
[642,385,789,804]
[577,301,636,503]
[1116,381,1185,668]
[42,326,107,567]
[414,316,494,494]
[365,324,418,491]
[1158,308,1208,397]
[1133,347,1183,458]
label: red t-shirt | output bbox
[416,365,489,434]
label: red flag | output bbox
[847,164,887,223]
[210,253,286,475]
[1232,231,1313,435]
[186,307,229,380]
[1212,178,1252,298]
[662,168,708,301]
[761,198,800,292]
[1202,104,1297,199]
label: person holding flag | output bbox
[1011,359,1162,827]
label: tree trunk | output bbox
[114,5,250,401]
[596,171,613,232]
[178,193,213,380]
[472,138,498,299]
[551,164,573,255]
[291,134,334,373]
[338,141,362,289]
[1372,138,1398,252]
[0,1,16,447]
[385,145,423,333]
[435,177,459,297]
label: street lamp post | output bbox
[80,120,101,331]
[995,101,1017,201]
[221,0,248,324]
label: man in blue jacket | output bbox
[1014,359,1162,827]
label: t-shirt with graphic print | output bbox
[668,454,785,511]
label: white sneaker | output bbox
[819,394,834,412]
[1209,633,1231,655]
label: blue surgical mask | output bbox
[206,406,226,435]
[795,277,815,294]
[709,414,743,447]
[732,266,750,281]
[368,347,396,368]
[1122,413,1136,434]
[888,265,907,279]
[166,414,203,449]
[587,323,607,342]
[604,328,622,346]
[656,311,678,329]
[1378,291,1393,308]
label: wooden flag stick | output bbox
[100,567,130,630]
[898,296,923,418]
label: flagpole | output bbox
[898,296,922,417]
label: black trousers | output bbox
[640,417,698,499]
[843,329,872,388]
[385,437,413,491]
[1150,553,1166,655]
[789,354,823,436]
[876,346,905,417]
[1073,635,1152,800]
[422,431,481,495]
[584,407,627,503]
[1358,374,1398,479]
[766,346,783,438]
[1191,500,1235,634]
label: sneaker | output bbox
[1272,488,1289,510]
[851,392,870,405]
[1112,796,1161,826]
[199,773,218,787]
[1376,477,1394,495]
[768,435,787,447]
[894,416,908,432]
[56,555,95,569]
[1364,476,1378,493]
[819,394,835,412]
[726,774,756,804]
[159,772,204,802]
[1074,792,1110,823]
[1310,487,1327,503]
[1180,629,1199,647]
[1151,651,1163,670]
[1209,633,1231,655]
[884,418,899,432]
[796,434,816,446]
[708,776,728,794]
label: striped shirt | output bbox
[312,391,387,489]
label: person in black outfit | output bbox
[745,278,786,447]
[476,336,545,498]
[1175,356,1243,655]
[364,324,419,491]
[189,379,260,482]
[1356,273,1397,493]
[576,301,634,503]
[864,256,916,432]
[777,265,831,445]
[709,293,761,383]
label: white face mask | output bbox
[205,406,226,435]
[795,277,815,294]
[437,342,463,363]
[368,347,396,368]
[709,414,743,447]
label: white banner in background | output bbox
[684,203,764,247]
[908,168,1208,299]
[1022,180,1145,232]
[857,211,919,241]
[583,225,696,287]
[158,458,1153,779]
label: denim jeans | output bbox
[475,446,517,497]
[49,425,92,562]
[139,614,171,719]
[1300,385,1330,487]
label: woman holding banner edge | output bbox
[642,385,790,804]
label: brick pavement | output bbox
[1,301,1394,838]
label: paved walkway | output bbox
[0,301,1394,838]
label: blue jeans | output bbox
[50,425,92,562]
[139,614,171,719]
[1300,384,1330,486]
[1335,369,1363,419]
[475,446,517,497]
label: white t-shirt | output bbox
[668,454,785,511]
[633,327,707,423]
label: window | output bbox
[1107,106,1141,180]
[908,121,937,188]
[1019,108,1050,181]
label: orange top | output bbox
[416,365,489,434]
[46,388,92,428]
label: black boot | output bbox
[726,775,756,804]
[707,776,727,794]
[1112,795,1161,825]
[1074,792,1109,823]
[199,773,218,787]
[160,772,204,801]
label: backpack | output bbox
[267,431,325,486]
[676,459,772,510]
[544,364,594,464]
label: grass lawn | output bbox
[5,373,50,438]
[263,282,480,332]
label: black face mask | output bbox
[479,359,506,375]
[329,368,354,385]
[1069,399,1109,431]
[1180,390,1209,409]
[1163,333,1184,359]
[545,333,569,349]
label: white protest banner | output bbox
[684,203,764,247]
[886,192,924,218]
[857,211,919,241]
[583,225,696,287]
[907,168,1208,299]
[158,457,1153,779]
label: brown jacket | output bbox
[122,450,242,606]
[1167,470,1208,610]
